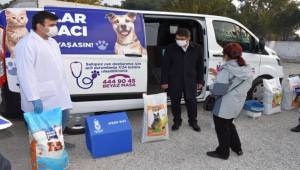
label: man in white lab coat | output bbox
[15,11,72,131]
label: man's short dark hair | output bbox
[32,11,58,30]
[176,28,191,37]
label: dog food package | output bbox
[142,93,169,143]
[263,78,283,115]
[281,76,300,110]
[24,108,69,170]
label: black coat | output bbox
[0,153,11,170]
[161,42,204,99]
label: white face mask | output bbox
[176,40,188,47]
[46,26,58,37]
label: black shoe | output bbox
[291,124,300,132]
[206,151,228,160]
[232,149,243,156]
[172,122,182,131]
[189,123,201,132]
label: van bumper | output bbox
[69,94,206,115]
[70,98,144,114]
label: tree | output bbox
[237,0,271,38]
[271,1,300,40]
[238,0,300,40]
[121,0,166,11]
[65,0,300,41]
[60,0,101,5]
[160,0,238,18]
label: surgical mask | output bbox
[46,26,58,37]
[176,40,188,47]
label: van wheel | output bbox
[0,84,23,119]
[247,77,271,102]
[64,126,85,135]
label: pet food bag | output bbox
[281,76,300,110]
[24,108,69,170]
[142,93,169,143]
[263,78,283,115]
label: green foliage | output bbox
[238,0,300,40]
[161,0,238,17]
[120,0,300,40]
[61,0,101,5]
[57,0,300,40]
[121,0,166,11]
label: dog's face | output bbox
[106,12,137,37]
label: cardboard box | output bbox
[85,112,132,158]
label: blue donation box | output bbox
[85,112,132,158]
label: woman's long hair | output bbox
[222,43,246,66]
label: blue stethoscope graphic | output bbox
[70,61,99,89]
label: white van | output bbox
[0,6,283,133]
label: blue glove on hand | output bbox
[32,99,43,114]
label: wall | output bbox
[266,41,300,59]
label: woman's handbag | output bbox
[203,79,245,111]
[203,95,217,111]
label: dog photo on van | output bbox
[106,12,147,56]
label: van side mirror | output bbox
[258,37,265,52]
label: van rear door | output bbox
[45,7,148,99]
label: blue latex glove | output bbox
[32,99,43,114]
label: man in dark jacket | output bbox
[161,28,204,131]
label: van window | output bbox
[145,23,159,46]
[213,21,255,53]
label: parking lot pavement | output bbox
[1,106,300,170]
[281,60,300,76]
[1,61,300,170]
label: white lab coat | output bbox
[15,30,72,113]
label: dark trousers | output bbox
[0,153,11,170]
[170,95,198,125]
[213,115,241,157]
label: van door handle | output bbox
[125,54,142,57]
[213,53,223,57]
